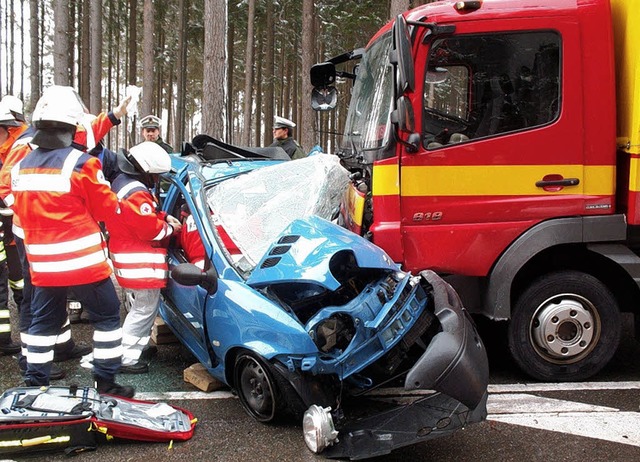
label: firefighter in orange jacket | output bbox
[0,104,21,355]
[108,142,181,373]
[10,86,134,397]
[0,96,130,381]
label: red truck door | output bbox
[398,17,611,276]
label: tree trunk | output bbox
[53,0,70,85]
[128,0,137,86]
[80,0,90,103]
[263,0,275,146]
[390,0,410,19]
[226,17,234,143]
[300,0,315,152]
[28,0,40,113]
[202,0,227,138]
[241,0,256,146]
[90,0,102,113]
[142,0,155,118]
[174,0,187,147]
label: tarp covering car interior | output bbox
[206,154,350,273]
[186,134,290,161]
[0,386,196,456]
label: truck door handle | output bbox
[535,178,580,188]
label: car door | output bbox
[399,18,599,277]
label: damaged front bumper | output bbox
[308,270,490,460]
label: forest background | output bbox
[0,0,436,153]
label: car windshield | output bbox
[205,155,350,274]
[341,32,394,155]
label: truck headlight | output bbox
[302,405,339,453]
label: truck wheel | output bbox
[508,271,620,381]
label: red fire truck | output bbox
[310,0,640,381]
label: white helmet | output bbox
[32,86,87,128]
[127,141,172,174]
[0,95,24,122]
[0,103,20,128]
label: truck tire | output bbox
[508,270,620,381]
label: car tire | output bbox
[508,270,621,381]
[234,352,281,423]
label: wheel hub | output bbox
[532,297,596,360]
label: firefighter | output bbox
[10,86,134,397]
[0,99,27,355]
[139,115,173,153]
[0,95,130,380]
[269,115,305,159]
[0,105,21,355]
[108,142,181,373]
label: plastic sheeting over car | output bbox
[206,154,350,272]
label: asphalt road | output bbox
[1,304,640,461]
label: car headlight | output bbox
[302,405,339,453]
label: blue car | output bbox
[159,138,489,459]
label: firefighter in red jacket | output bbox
[10,86,134,397]
[0,95,130,381]
[109,142,181,373]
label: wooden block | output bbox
[151,330,179,344]
[183,363,225,392]
[153,316,173,334]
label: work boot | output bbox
[0,340,21,355]
[54,341,92,362]
[119,361,149,374]
[19,359,66,380]
[94,376,135,399]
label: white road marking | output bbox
[137,381,640,447]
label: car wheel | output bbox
[234,352,280,422]
[508,270,621,381]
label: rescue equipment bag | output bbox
[0,385,196,456]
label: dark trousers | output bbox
[25,278,122,386]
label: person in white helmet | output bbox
[0,104,21,356]
[108,142,181,373]
[269,115,305,159]
[9,85,135,397]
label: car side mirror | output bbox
[171,263,218,295]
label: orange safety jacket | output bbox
[108,173,174,289]
[0,112,119,239]
[0,123,27,163]
[10,146,119,286]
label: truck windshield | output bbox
[341,32,394,157]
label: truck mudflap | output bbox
[323,391,488,460]
[320,270,489,459]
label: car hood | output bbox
[246,215,398,291]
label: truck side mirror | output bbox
[311,86,337,111]
[310,62,336,87]
[392,14,415,94]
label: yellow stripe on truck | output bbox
[370,164,614,197]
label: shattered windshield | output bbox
[342,32,394,155]
[206,155,350,274]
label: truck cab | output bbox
[312,0,640,381]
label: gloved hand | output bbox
[113,95,132,119]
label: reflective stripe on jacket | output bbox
[108,173,172,289]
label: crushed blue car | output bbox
[159,137,489,460]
